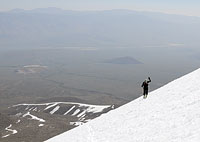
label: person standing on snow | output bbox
[141,77,151,99]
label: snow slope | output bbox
[46,68,200,142]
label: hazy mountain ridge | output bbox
[0,8,200,48]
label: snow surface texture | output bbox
[46,68,200,142]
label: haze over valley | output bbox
[0,8,200,141]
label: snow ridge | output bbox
[46,68,200,142]
[12,102,113,127]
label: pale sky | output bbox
[0,0,200,17]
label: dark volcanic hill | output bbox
[104,56,142,64]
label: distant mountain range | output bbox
[0,8,200,48]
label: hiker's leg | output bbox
[143,89,146,98]
[145,89,148,98]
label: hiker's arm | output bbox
[141,82,144,87]
[147,77,151,83]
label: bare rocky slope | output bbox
[0,101,114,142]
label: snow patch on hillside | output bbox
[12,102,113,127]
[2,124,18,138]
[23,112,45,122]
[13,102,112,115]
[64,106,76,115]
[50,106,60,114]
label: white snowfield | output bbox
[46,68,200,142]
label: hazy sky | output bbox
[0,0,200,16]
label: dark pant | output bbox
[143,89,148,96]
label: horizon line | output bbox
[0,7,200,18]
